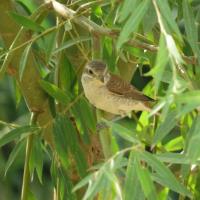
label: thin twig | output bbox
[21,112,39,200]
[51,0,197,65]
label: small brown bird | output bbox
[81,60,154,116]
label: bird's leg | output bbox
[96,121,108,132]
[96,115,126,132]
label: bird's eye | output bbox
[88,69,93,75]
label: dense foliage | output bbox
[0,0,200,199]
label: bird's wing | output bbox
[105,74,154,102]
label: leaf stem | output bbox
[21,112,38,200]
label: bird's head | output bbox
[83,60,108,82]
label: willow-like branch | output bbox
[49,0,197,65]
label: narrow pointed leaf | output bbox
[156,0,182,41]
[9,12,44,32]
[124,151,144,200]
[53,37,91,54]
[117,0,150,49]
[135,155,157,200]
[39,80,73,104]
[153,110,178,145]
[19,43,32,80]
[118,0,140,22]
[0,125,39,148]
[5,140,25,176]
[182,0,200,63]
[140,151,192,198]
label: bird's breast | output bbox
[81,75,150,115]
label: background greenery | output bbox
[0,0,200,199]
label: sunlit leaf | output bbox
[156,0,182,41]
[165,34,183,64]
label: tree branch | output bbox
[50,0,197,65]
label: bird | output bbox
[81,60,154,117]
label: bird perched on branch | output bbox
[81,60,154,117]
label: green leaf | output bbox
[165,34,183,64]
[185,116,200,163]
[153,110,178,145]
[104,171,122,199]
[83,172,108,200]
[29,136,43,183]
[71,99,93,144]
[175,90,200,105]
[53,37,91,54]
[135,155,157,200]
[143,2,157,33]
[0,125,39,148]
[59,57,76,93]
[73,174,94,193]
[156,0,182,41]
[9,12,44,32]
[53,115,87,177]
[59,167,77,200]
[53,116,70,169]
[140,151,192,198]
[118,0,140,22]
[75,98,96,132]
[147,35,169,92]
[117,0,151,49]
[13,80,22,107]
[63,116,88,177]
[43,31,57,63]
[19,43,32,81]
[156,153,191,164]
[5,140,25,176]
[39,80,72,104]
[182,0,200,63]
[104,120,140,144]
[124,151,145,200]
